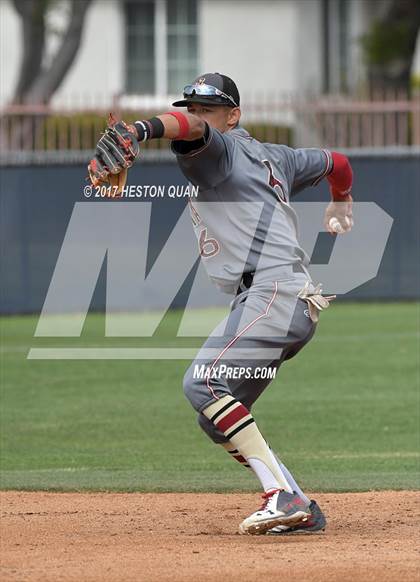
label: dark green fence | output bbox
[1,153,419,314]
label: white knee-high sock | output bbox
[221,442,251,469]
[203,395,293,493]
[222,441,310,504]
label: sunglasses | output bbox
[183,83,238,107]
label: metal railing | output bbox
[1,92,419,164]
[294,92,420,150]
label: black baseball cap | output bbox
[172,73,240,108]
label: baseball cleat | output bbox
[267,499,326,535]
[238,489,311,535]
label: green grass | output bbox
[1,303,419,492]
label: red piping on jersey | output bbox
[327,152,353,200]
[206,282,278,400]
[165,111,190,139]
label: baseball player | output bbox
[88,73,353,535]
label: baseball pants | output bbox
[183,277,316,444]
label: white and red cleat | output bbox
[239,489,311,535]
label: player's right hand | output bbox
[323,194,353,234]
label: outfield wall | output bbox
[0,153,419,314]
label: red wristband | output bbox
[327,151,353,200]
[165,111,190,140]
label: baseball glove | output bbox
[88,113,139,196]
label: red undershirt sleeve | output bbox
[327,152,353,199]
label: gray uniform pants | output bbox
[183,276,316,444]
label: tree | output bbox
[362,0,420,91]
[12,0,92,105]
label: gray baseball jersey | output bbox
[172,125,332,294]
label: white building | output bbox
[2,0,419,110]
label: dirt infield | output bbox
[1,491,419,582]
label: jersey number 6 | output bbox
[199,228,220,258]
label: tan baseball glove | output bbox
[87,113,139,197]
